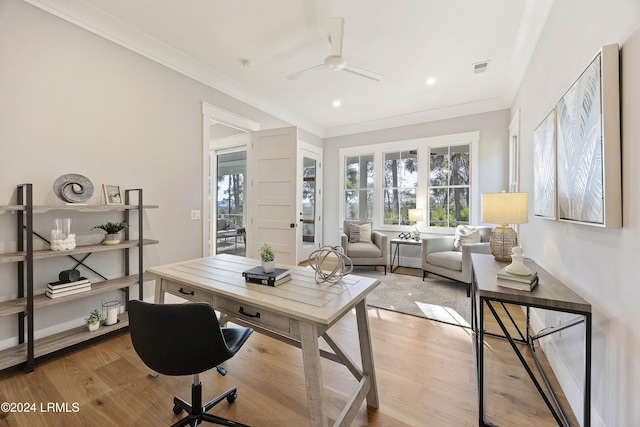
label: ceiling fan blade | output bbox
[343,63,383,81]
[329,17,344,57]
[286,63,326,80]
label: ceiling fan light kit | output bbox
[287,17,383,82]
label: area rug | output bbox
[353,267,471,328]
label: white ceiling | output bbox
[27,0,554,138]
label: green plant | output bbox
[85,309,104,325]
[260,243,274,262]
[92,221,128,234]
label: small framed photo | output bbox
[102,184,123,205]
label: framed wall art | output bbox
[102,184,123,205]
[556,44,621,228]
[533,109,557,220]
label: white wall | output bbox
[0,0,293,345]
[322,109,511,253]
[511,1,640,425]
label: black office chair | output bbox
[128,300,253,427]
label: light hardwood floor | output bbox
[0,270,575,426]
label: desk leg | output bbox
[356,299,379,408]
[300,322,328,427]
[153,278,164,304]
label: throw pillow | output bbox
[453,225,480,251]
[349,223,372,243]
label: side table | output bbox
[389,238,421,273]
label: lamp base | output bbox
[489,225,518,262]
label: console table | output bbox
[471,254,591,427]
[149,253,380,427]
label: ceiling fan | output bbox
[286,17,383,82]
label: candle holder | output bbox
[50,218,76,251]
[102,299,120,326]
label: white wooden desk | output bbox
[148,254,380,427]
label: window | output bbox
[344,154,374,220]
[383,150,418,225]
[339,132,479,231]
[428,145,470,227]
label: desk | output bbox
[148,253,380,427]
[389,238,421,272]
[471,254,591,427]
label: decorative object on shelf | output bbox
[504,246,531,276]
[50,218,76,250]
[481,191,528,262]
[260,242,275,273]
[92,221,128,245]
[85,309,104,332]
[53,173,94,204]
[102,299,120,326]
[408,208,423,240]
[59,268,81,283]
[102,184,123,205]
[308,246,353,284]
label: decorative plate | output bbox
[53,174,94,203]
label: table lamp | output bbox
[408,208,424,240]
[481,192,528,262]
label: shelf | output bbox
[0,204,158,213]
[0,239,159,265]
[0,312,129,371]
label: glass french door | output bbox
[298,146,322,262]
[214,149,247,256]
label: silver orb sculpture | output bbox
[308,246,353,284]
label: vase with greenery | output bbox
[85,309,104,331]
[260,242,275,273]
[92,221,128,245]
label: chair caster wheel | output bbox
[227,392,237,404]
[173,405,183,415]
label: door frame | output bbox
[202,102,260,256]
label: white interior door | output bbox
[249,126,298,265]
[297,143,323,262]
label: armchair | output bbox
[341,220,388,274]
[421,225,492,296]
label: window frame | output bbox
[339,131,479,233]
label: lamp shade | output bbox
[408,208,424,222]
[481,192,528,225]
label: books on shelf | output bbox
[45,284,91,299]
[46,277,92,298]
[496,267,539,291]
[242,266,291,287]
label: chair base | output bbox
[422,270,471,297]
[171,381,250,427]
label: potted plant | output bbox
[85,309,104,331]
[260,242,275,273]
[92,221,128,245]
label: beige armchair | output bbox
[341,220,388,274]
[421,226,492,296]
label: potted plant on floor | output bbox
[92,221,128,245]
[85,309,104,331]
[260,242,275,273]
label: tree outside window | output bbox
[344,154,374,220]
[383,150,418,225]
[429,145,470,227]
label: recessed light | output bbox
[333,100,341,108]
[426,77,436,86]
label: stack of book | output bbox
[496,267,539,291]
[242,266,291,287]
[45,277,92,299]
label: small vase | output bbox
[88,322,99,332]
[103,233,120,245]
[262,260,275,273]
